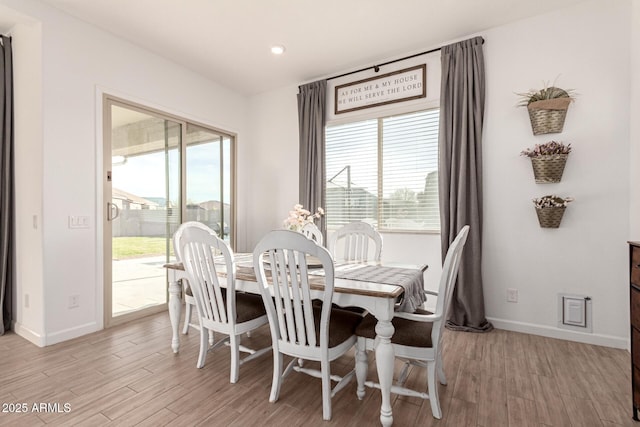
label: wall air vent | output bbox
[558,293,592,333]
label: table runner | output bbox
[331,264,426,312]
[231,253,426,312]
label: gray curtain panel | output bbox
[0,35,14,335]
[297,80,327,236]
[438,36,493,332]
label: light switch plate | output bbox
[69,215,90,229]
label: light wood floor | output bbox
[0,312,635,426]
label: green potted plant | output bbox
[517,83,575,135]
[521,141,571,183]
[532,195,573,228]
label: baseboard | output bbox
[44,322,100,346]
[13,321,101,347]
[487,317,629,350]
[13,321,46,347]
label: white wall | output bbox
[630,0,640,238]
[244,85,300,252]
[9,12,44,344]
[2,0,249,345]
[247,0,632,347]
[482,0,630,347]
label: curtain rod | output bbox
[325,38,484,82]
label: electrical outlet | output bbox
[507,288,518,303]
[68,294,80,309]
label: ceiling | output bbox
[38,0,587,96]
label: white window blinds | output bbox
[325,109,440,232]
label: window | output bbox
[325,109,439,232]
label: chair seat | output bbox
[312,306,362,348]
[194,287,266,323]
[313,299,366,315]
[234,292,267,323]
[355,308,434,348]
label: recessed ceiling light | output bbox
[271,45,286,55]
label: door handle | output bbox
[107,202,120,221]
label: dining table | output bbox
[164,253,427,427]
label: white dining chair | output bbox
[354,225,470,419]
[328,221,382,262]
[253,230,362,421]
[172,222,213,335]
[300,222,323,246]
[179,221,270,383]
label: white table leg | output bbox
[167,270,182,354]
[355,337,368,400]
[375,319,395,427]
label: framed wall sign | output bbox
[334,64,426,114]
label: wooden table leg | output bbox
[375,318,395,427]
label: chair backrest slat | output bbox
[288,250,308,345]
[329,221,382,263]
[179,222,236,327]
[360,234,369,260]
[270,250,290,342]
[254,230,334,351]
[301,222,323,246]
[281,250,298,343]
[173,220,217,263]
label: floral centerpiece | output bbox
[532,195,573,228]
[521,141,571,183]
[283,204,324,231]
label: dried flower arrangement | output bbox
[520,141,571,158]
[532,195,574,209]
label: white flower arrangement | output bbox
[283,204,324,231]
[532,195,574,209]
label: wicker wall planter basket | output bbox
[530,154,568,183]
[527,98,571,135]
[535,206,566,228]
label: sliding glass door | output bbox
[185,124,233,241]
[103,97,235,327]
